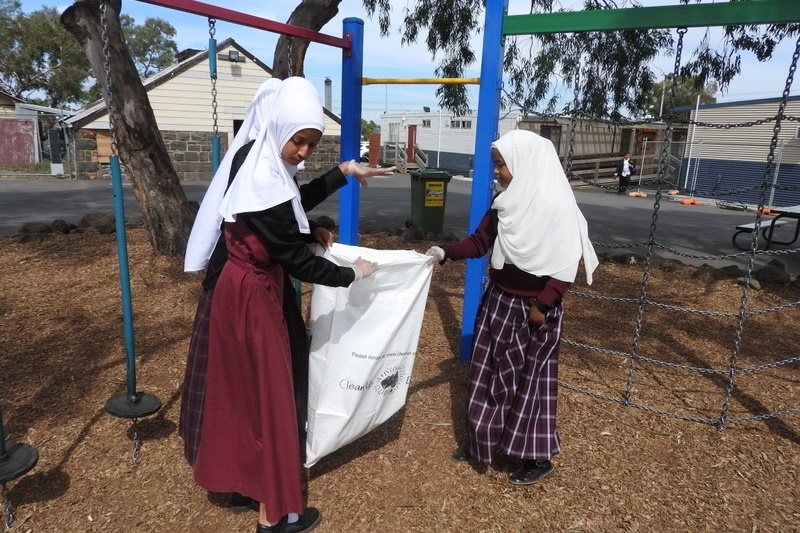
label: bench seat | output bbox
[732,219,789,250]
[735,219,788,232]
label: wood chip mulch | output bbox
[0,228,798,532]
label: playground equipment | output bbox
[464,0,800,429]
[99,2,162,461]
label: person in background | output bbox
[426,129,598,487]
[185,77,379,533]
[615,152,636,195]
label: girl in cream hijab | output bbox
[427,129,598,487]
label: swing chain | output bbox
[624,26,687,406]
[669,28,686,106]
[100,2,118,155]
[720,33,800,432]
[565,59,581,178]
[131,420,141,463]
[2,484,12,530]
[208,18,219,137]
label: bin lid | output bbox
[411,169,452,180]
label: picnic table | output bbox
[732,205,800,250]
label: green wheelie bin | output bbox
[409,169,452,234]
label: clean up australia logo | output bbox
[373,364,408,396]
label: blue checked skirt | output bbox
[466,282,563,464]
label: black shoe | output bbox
[256,516,287,532]
[284,507,322,533]
[452,442,471,462]
[255,508,321,533]
[508,460,555,486]
[231,492,258,515]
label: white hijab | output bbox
[490,130,598,285]
[184,77,325,273]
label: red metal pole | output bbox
[135,0,351,50]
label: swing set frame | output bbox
[464,0,800,363]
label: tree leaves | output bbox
[120,15,178,78]
[0,5,90,107]
[378,0,799,118]
[0,6,177,108]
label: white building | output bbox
[379,110,520,175]
[65,38,341,180]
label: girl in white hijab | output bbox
[188,77,379,533]
[427,129,598,487]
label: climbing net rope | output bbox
[555,29,800,430]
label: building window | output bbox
[450,120,460,129]
[422,119,431,128]
[461,120,472,129]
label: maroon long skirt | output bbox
[193,220,302,524]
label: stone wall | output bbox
[296,135,341,183]
[73,130,102,180]
[164,131,227,181]
[73,129,341,183]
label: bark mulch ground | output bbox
[0,228,798,532]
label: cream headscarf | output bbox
[184,77,325,273]
[490,129,598,285]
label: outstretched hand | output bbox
[344,160,397,188]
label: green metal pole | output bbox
[504,0,800,35]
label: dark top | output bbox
[443,207,571,307]
[616,158,636,176]
[202,140,349,290]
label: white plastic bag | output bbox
[305,243,433,466]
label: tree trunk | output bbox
[272,0,342,79]
[61,0,194,256]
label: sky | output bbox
[19,0,800,122]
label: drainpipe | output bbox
[324,77,332,110]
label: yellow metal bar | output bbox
[361,77,480,85]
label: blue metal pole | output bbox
[212,135,220,173]
[459,0,507,362]
[208,38,217,78]
[339,18,364,245]
[110,155,138,401]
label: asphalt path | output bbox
[2,175,798,274]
